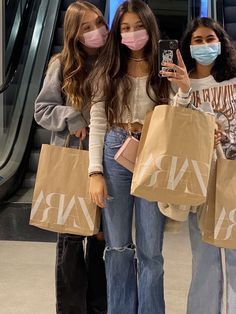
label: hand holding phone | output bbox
[158,43,191,94]
[158,39,178,77]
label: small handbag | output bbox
[114,114,140,172]
[114,136,139,172]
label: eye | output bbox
[193,39,203,44]
[136,23,144,29]
[83,26,91,32]
[96,17,103,26]
[121,26,129,32]
[206,37,218,43]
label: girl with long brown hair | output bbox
[88,0,192,313]
[34,2,108,313]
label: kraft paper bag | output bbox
[198,152,217,244]
[201,157,236,249]
[30,144,100,236]
[131,105,215,205]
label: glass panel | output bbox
[148,0,189,39]
[201,0,209,17]
[107,0,125,27]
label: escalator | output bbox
[0,0,106,241]
[215,0,236,43]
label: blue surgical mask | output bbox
[190,42,221,65]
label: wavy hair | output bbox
[180,17,236,82]
[88,0,170,126]
[49,1,106,110]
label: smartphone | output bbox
[158,39,178,77]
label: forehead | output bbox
[192,26,217,38]
[120,12,141,24]
[81,9,99,24]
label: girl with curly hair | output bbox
[180,17,236,314]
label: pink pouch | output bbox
[114,136,140,172]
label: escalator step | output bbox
[58,11,66,27]
[54,27,64,46]
[14,63,24,83]
[28,149,40,173]
[6,83,18,108]
[22,172,36,189]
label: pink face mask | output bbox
[83,25,108,48]
[121,29,149,51]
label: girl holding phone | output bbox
[88,1,192,313]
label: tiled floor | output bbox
[0,223,192,314]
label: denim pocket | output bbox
[104,132,126,149]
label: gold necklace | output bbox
[129,57,146,62]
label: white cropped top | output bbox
[89,76,191,173]
[119,76,154,124]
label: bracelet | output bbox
[89,171,103,177]
[178,87,193,99]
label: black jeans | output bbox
[56,234,107,314]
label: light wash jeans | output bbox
[187,212,236,314]
[102,128,166,314]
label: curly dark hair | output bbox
[180,17,236,82]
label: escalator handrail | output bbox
[0,0,62,201]
[0,0,33,94]
[6,0,28,68]
[0,0,50,168]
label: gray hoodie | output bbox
[34,58,91,146]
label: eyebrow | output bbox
[81,22,91,26]
[121,20,142,25]
[81,17,100,26]
[192,35,216,39]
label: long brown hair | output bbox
[49,1,106,110]
[89,0,170,126]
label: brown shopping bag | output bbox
[131,105,215,205]
[30,144,100,236]
[201,157,236,249]
[198,152,217,244]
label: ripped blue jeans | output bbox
[102,128,166,314]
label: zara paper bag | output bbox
[201,157,236,249]
[131,105,215,205]
[30,144,100,236]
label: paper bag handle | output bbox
[216,143,226,159]
[65,134,83,150]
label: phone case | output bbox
[158,39,178,77]
[114,136,139,172]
